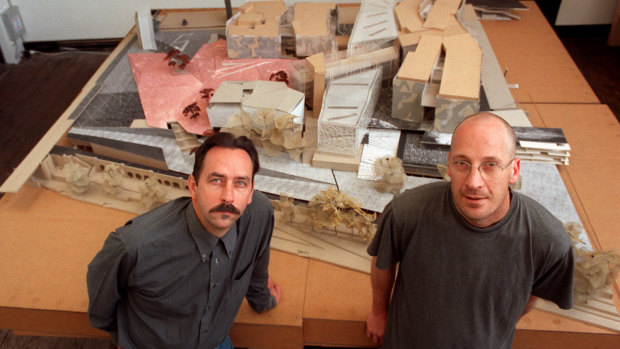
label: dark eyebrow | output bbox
[207,172,250,182]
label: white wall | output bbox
[556,0,617,26]
[11,0,362,42]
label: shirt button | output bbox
[215,258,220,264]
[202,254,207,258]
[202,329,207,335]
[212,283,217,289]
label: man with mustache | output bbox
[366,112,574,348]
[87,132,281,349]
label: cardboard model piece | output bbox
[317,67,382,156]
[226,0,287,58]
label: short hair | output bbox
[451,112,517,158]
[192,132,260,181]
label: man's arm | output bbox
[245,206,280,313]
[520,295,539,318]
[87,232,132,335]
[366,256,396,346]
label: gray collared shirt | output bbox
[87,192,276,349]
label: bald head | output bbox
[451,112,517,158]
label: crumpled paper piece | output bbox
[139,177,167,210]
[308,187,377,241]
[102,163,125,196]
[373,156,408,195]
[129,39,295,135]
[223,109,308,161]
[565,222,620,303]
[64,163,91,194]
[276,189,377,241]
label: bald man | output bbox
[366,113,573,348]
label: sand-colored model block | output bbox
[434,31,481,132]
[392,35,442,122]
[292,2,337,57]
[395,0,424,33]
[392,78,426,122]
[424,0,464,30]
[434,96,479,132]
[311,147,363,172]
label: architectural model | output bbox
[316,67,382,156]
[226,0,286,58]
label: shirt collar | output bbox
[185,202,237,260]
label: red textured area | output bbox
[129,39,296,135]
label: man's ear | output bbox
[188,174,197,200]
[509,157,521,184]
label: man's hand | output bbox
[268,277,282,303]
[366,310,388,345]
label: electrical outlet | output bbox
[2,5,26,41]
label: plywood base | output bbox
[481,2,599,104]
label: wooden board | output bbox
[0,185,134,326]
[0,186,307,344]
[522,103,620,331]
[231,250,307,349]
[302,259,375,347]
[481,1,599,104]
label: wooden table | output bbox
[1,2,619,348]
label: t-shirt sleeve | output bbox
[532,229,575,310]
[367,200,404,270]
[532,217,575,309]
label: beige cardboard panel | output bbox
[397,35,443,82]
[481,2,598,104]
[394,0,424,32]
[311,148,362,172]
[210,81,244,104]
[439,32,481,100]
[292,2,336,36]
[424,0,463,29]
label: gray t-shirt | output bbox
[368,181,573,349]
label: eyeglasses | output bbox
[448,158,514,180]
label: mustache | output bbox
[209,203,241,215]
